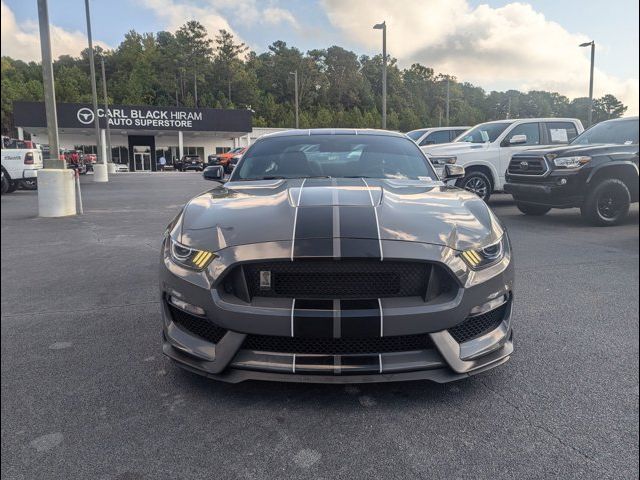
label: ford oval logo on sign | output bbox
[77,107,95,125]
[519,161,529,170]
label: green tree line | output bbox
[1,20,628,135]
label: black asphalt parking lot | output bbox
[1,173,638,479]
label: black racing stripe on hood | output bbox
[339,239,381,258]
[339,206,378,239]
[295,206,333,239]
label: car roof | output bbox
[600,116,639,122]
[480,118,581,125]
[408,126,470,133]
[259,128,407,140]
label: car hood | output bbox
[511,143,637,157]
[179,178,503,253]
[422,142,491,155]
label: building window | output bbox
[216,147,231,154]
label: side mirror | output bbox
[203,165,224,181]
[509,134,527,145]
[443,164,465,180]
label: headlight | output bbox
[551,155,591,169]
[429,155,457,165]
[169,237,215,270]
[460,236,507,270]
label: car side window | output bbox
[420,130,450,145]
[504,123,540,146]
[546,122,579,144]
[451,129,467,141]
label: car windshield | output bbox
[456,122,511,143]
[233,134,437,181]
[571,118,639,145]
[406,129,428,141]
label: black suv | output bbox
[175,155,203,172]
[504,117,639,226]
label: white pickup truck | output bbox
[422,118,584,201]
[1,148,43,194]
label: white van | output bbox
[422,118,584,201]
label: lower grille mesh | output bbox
[448,304,507,343]
[242,334,432,355]
[169,305,227,344]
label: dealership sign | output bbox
[13,101,252,133]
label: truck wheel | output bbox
[581,178,630,226]
[516,203,551,216]
[457,171,492,202]
[1,171,9,194]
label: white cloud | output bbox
[263,7,300,29]
[321,0,639,114]
[140,0,236,35]
[141,0,300,41]
[1,0,110,61]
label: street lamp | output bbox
[84,0,108,181]
[580,40,595,127]
[289,71,299,129]
[373,21,387,129]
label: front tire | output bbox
[457,171,492,202]
[581,179,630,226]
[516,203,551,216]
[1,171,9,194]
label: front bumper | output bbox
[159,239,514,383]
[504,170,585,208]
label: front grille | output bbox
[242,334,432,355]
[169,305,227,343]
[448,303,507,343]
[238,260,432,299]
[507,156,548,176]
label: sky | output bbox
[2,0,638,114]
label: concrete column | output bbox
[38,169,76,217]
[17,127,24,141]
[100,129,107,163]
[246,133,251,147]
[178,131,184,159]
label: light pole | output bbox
[84,0,108,181]
[445,77,450,126]
[37,0,62,169]
[100,56,112,165]
[289,71,299,129]
[580,40,595,127]
[373,21,386,129]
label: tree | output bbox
[0,26,631,135]
[594,94,627,121]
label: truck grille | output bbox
[242,333,432,355]
[507,156,548,176]
[235,260,437,300]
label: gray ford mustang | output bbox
[160,129,514,383]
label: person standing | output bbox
[158,154,166,172]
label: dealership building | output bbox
[13,101,284,171]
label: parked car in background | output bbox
[1,147,43,194]
[407,126,470,147]
[215,147,246,173]
[175,155,204,172]
[504,116,639,226]
[423,118,584,201]
[114,163,130,172]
